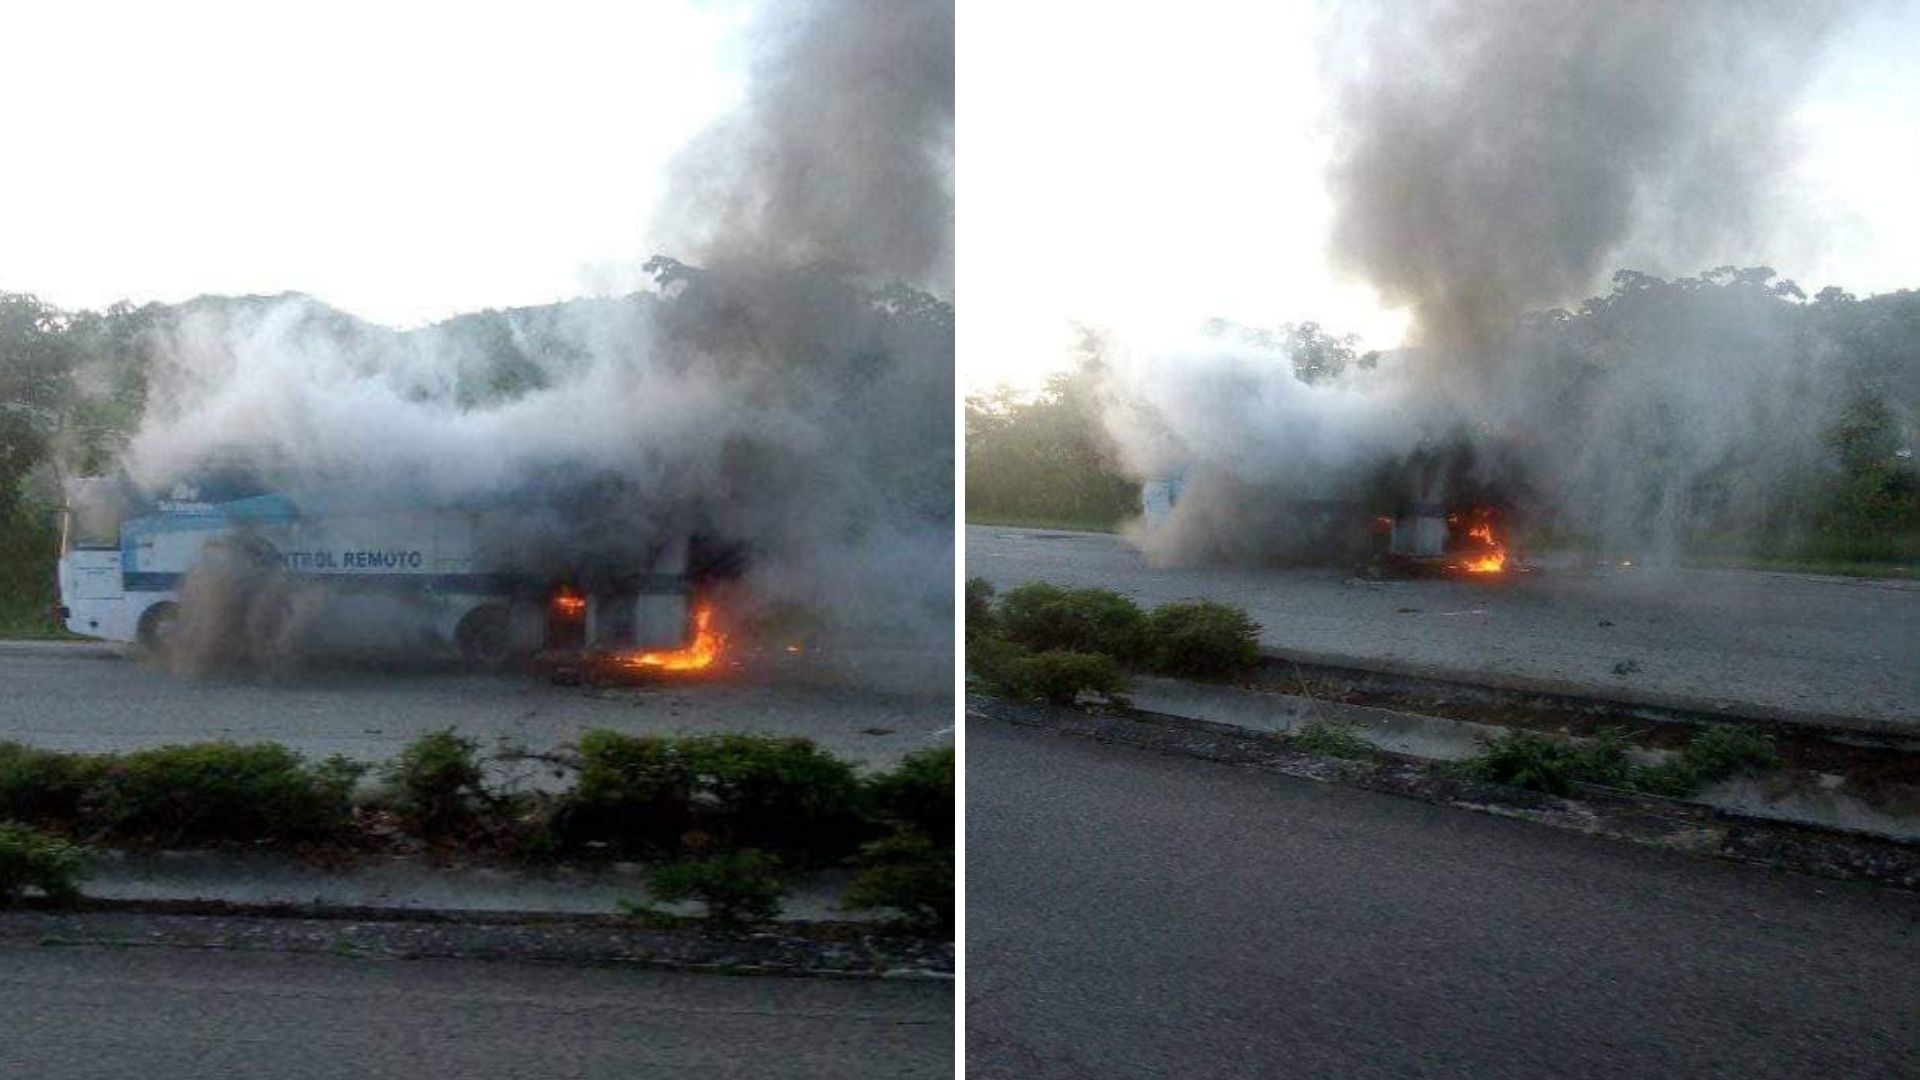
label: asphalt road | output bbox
[0,641,949,768]
[966,525,1920,724]
[0,946,951,1079]
[967,719,1920,1079]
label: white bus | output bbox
[55,476,693,665]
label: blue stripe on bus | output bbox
[121,572,691,594]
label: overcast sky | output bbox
[0,0,748,326]
[959,1,1920,392]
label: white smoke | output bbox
[113,0,954,664]
[1100,0,1867,564]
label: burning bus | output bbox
[54,473,714,670]
[1137,431,1525,576]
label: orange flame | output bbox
[551,586,587,618]
[622,603,724,672]
[1460,520,1506,573]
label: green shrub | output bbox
[90,743,360,845]
[647,849,787,929]
[996,583,1149,663]
[1458,725,1782,799]
[1146,600,1262,678]
[1289,720,1375,760]
[983,649,1129,706]
[0,822,88,906]
[966,632,1025,685]
[561,732,866,861]
[965,577,996,637]
[1458,730,1577,795]
[383,729,487,836]
[1565,727,1638,788]
[865,746,954,846]
[1678,726,1780,785]
[842,831,953,934]
[0,741,108,826]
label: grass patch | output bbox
[965,513,1121,534]
[1287,720,1376,760]
[1682,554,1916,579]
[1457,725,1780,798]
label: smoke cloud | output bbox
[111,0,954,671]
[1327,0,1852,356]
[661,0,955,293]
[1100,0,1874,566]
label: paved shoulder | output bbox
[964,525,1920,724]
[0,945,952,1079]
[968,720,1920,1079]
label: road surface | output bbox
[966,525,1920,724]
[0,641,949,768]
[0,945,951,1079]
[968,719,1920,1079]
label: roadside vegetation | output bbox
[1287,720,1378,761]
[967,577,1263,705]
[0,731,955,931]
[1456,726,1781,798]
[0,822,87,906]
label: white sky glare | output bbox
[0,0,748,326]
[4,0,1913,379]
[960,0,1920,393]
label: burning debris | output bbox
[621,603,725,673]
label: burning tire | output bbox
[455,604,516,668]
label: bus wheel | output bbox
[455,605,514,668]
[136,602,181,655]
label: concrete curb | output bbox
[0,898,953,979]
[1257,647,1920,742]
[969,693,1920,891]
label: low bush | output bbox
[1565,727,1638,789]
[843,831,953,933]
[1678,726,1780,785]
[89,743,362,845]
[865,746,954,846]
[981,649,1129,706]
[1458,730,1578,795]
[1145,601,1262,679]
[383,729,487,836]
[1460,724,1782,799]
[560,732,867,861]
[995,583,1149,664]
[965,577,996,637]
[646,849,788,929]
[0,741,108,825]
[0,822,88,906]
